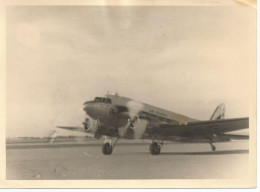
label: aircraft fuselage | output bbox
[84,100,130,129]
[83,94,198,139]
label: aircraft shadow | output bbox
[114,149,249,156]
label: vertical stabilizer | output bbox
[210,103,225,120]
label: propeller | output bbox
[133,119,148,139]
[123,100,148,139]
[128,114,139,129]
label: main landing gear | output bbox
[102,136,119,155]
[102,143,113,155]
[149,142,162,155]
[210,142,216,152]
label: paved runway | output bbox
[6,138,249,180]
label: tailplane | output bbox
[210,103,225,120]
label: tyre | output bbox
[149,142,161,155]
[102,143,113,155]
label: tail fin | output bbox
[210,103,225,120]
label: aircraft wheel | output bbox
[102,143,113,155]
[149,142,161,155]
[211,145,216,152]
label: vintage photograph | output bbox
[2,0,257,188]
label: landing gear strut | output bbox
[149,142,161,155]
[210,142,216,151]
[102,136,119,155]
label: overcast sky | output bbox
[6,5,255,137]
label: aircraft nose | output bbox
[83,101,95,117]
[83,102,91,114]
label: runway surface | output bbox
[6,138,249,180]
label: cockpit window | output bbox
[94,97,112,104]
[94,97,102,102]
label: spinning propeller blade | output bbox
[122,100,147,139]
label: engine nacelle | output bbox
[128,114,139,129]
[82,118,90,130]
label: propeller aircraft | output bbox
[57,93,249,155]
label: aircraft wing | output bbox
[56,126,95,137]
[218,134,249,140]
[154,117,249,138]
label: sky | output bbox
[6,5,256,137]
